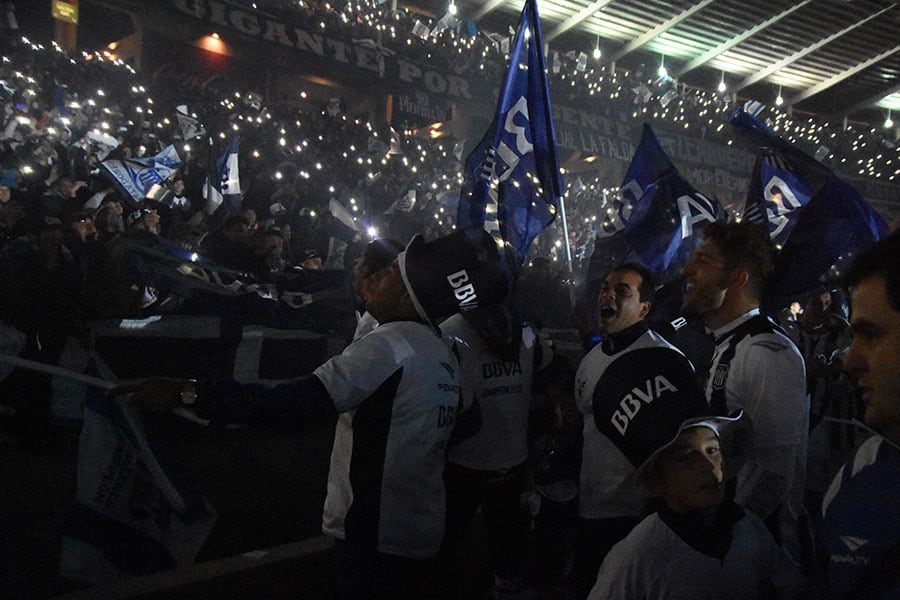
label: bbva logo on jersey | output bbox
[482,360,523,379]
[610,375,678,435]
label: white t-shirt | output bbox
[589,510,800,599]
[315,320,460,559]
[441,314,553,471]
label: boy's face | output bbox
[654,426,724,513]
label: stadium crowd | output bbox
[0,3,898,600]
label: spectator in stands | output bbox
[680,221,810,569]
[300,247,323,270]
[113,230,508,600]
[199,215,251,271]
[573,262,708,598]
[589,412,802,599]
[816,230,900,599]
[248,227,286,277]
[93,197,124,244]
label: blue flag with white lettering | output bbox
[732,106,832,246]
[100,145,182,201]
[585,125,720,317]
[745,149,819,246]
[456,0,563,265]
[620,125,721,279]
[730,106,888,309]
[764,174,888,310]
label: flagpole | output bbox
[0,353,115,390]
[557,192,573,273]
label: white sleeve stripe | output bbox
[851,436,882,477]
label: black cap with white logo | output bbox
[398,229,509,326]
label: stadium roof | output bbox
[410,0,900,127]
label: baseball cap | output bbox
[634,411,751,484]
[397,229,509,325]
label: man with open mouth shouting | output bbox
[572,262,708,599]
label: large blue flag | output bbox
[585,125,720,317]
[456,0,563,265]
[731,106,888,308]
[203,136,241,216]
[99,145,182,201]
[764,174,888,310]
[732,106,832,246]
[620,125,721,279]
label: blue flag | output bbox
[764,174,888,310]
[732,106,832,245]
[745,149,821,246]
[124,236,357,331]
[203,137,241,216]
[585,125,720,314]
[730,106,887,308]
[99,145,182,201]
[456,0,563,265]
[620,125,721,279]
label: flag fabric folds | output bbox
[732,106,831,243]
[175,105,206,142]
[764,174,887,310]
[619,124,721,278]
[456,0,563,265]
[731,105,888,308]
[59,380,216,582]
[585,124,721,307]
[99,145,182,201]
[124,237,357,331]
[203,137,241,216]
[744,148,818,246]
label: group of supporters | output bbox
[114,222,900,600]
[1,14,899,600]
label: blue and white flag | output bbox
[585,125,720,308]
[456,0,564,265]
[745,148,819,246]
[99,145,182,201]
[59,379,216,582]
[124,236,357,330]
[620,124,721,277]
[732,106,832,245]
[175,105,206,141]
[764,174,888,310]
[203,137,241,216]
